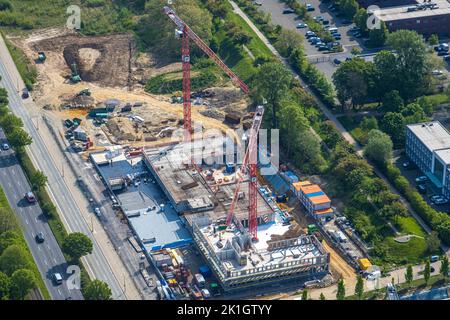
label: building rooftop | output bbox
[374,0,450,21]
[144,143,275,221]
[292,181,312,191]
[407,121,450,152]
[435,149,450,166]
[90,148,191,251]
[299,184,322,195]
[309,194,331,205]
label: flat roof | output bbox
[435,149,450,166]
[309,195,331,205]
[374,0,450,21]
[407,121,450,152]
[292,181,312,191]
[90,148,191,251]
[299,184,322,194]
[144,143,275,221]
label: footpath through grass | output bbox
[0,187,51,299]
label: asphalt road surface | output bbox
[0,129,83,300]
[0,36,125,299]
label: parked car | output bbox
[434,197,448,205]
[282,8,295,14]
[438,51,448,56]
[430,255,439,262]
[415,176,429,184]
[94,207,101,216]
[306,4,315,11]
[333,58,342,65]
[341,19,352,25]
[297,23,308,28]
[417,184,427,194]
[322,20,330,25]
[252,1,262,5]
[432,69,444,76]
[2,143,9,151]
[64,119,74,128]
[444,55,450,61]
[313,16,324,22]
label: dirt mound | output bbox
[32,33,134,88]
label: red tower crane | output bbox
[163,6,249,141]
[163,6,263,240]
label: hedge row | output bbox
[384,163,450,245]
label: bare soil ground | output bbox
[10,28,245,146]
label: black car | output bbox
[22,88,29,99]
[341,19,352,25]
[35,232,45,243]
[282,8,295,14]
[417,184,427,194]
[438,51,448,56]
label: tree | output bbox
[9,269,36,300]
[0,271,10,300]
[360,116,378,132]
[0,207,18,234]
[426,231,441,254]
[385,30,431,100]
[405,265,413,287]
[364,129,393,166]
[0,113,23,133]
[301,289,308,300]
[0,244,32,276]
[253,62,292,128]
[83,279,112,300]
[336,279,345,300]
[428,34,439,46]
[233,31,252,46]
[351,47,361,56]
[293,130,326,173]
[355,275,364,300]
[30,170,47,192]
[381,112,406,147]
[332,58,376,109]
[319,292,326,300]
[423,261,431,285]
[278,102,308,157]
[440,256,449,282]
[382,90,404,113]
[274,29,303,57]
[7,128,32,152]
[368,21,388,47]
[378,202,408,221]
[62,232,93,261]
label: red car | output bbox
[25,192,36,203]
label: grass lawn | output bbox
[424,93,450,107]
[0,187,51,300]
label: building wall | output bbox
[406,127,433,173]
[384,13,450,36]
[357,0,416,8]
[444,170,450,198]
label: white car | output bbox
[94,207,101,216]
[432,69,443,76]
[2,143,9,150]
[297,23,308,28]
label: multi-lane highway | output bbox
[0,129,83,300]
[0,35,126,299]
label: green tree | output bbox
[0,271,10,300]
[360,116,378,132]
[368,21,388,47]
[278,103,308,158]
[83,279,112,300]
[336,279,345,300]
[9,269,36,300]
[301,289,308,300]
[382,90,404,113]
[8,128,32,152]
[0,207,18,234]
[385,30,431,100]
[381,112,406,147]
[62,232,93,261]
[274,29,303,57]
[428,34,439,46]
[405,265,413,287]
[0,244,32,276]
[423,261,431,286]
[30,170,47,192]
[440,256,449,282]
[253,62,292,128]
[426,231,441,254]
[355,275,364,300]
[0,113,23,133]
[364,129,393,166]
[319,292,326,300]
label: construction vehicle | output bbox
[70,62,81,83]
[37,51,46,63]
[307,224,323,242]
[76,88,91,97]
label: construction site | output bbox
[6,5,362,300]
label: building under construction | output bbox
[143,140,330,292]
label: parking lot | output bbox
[255,0,372,79]
[395,155,450,214]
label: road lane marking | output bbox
[53,257,57,264]
[25,219,29,225]
[38,246,42,251]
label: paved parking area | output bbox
[394,155,450,214]
[255,0,374,80]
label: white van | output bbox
[365,270,381,280]
[53,273,63,285]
